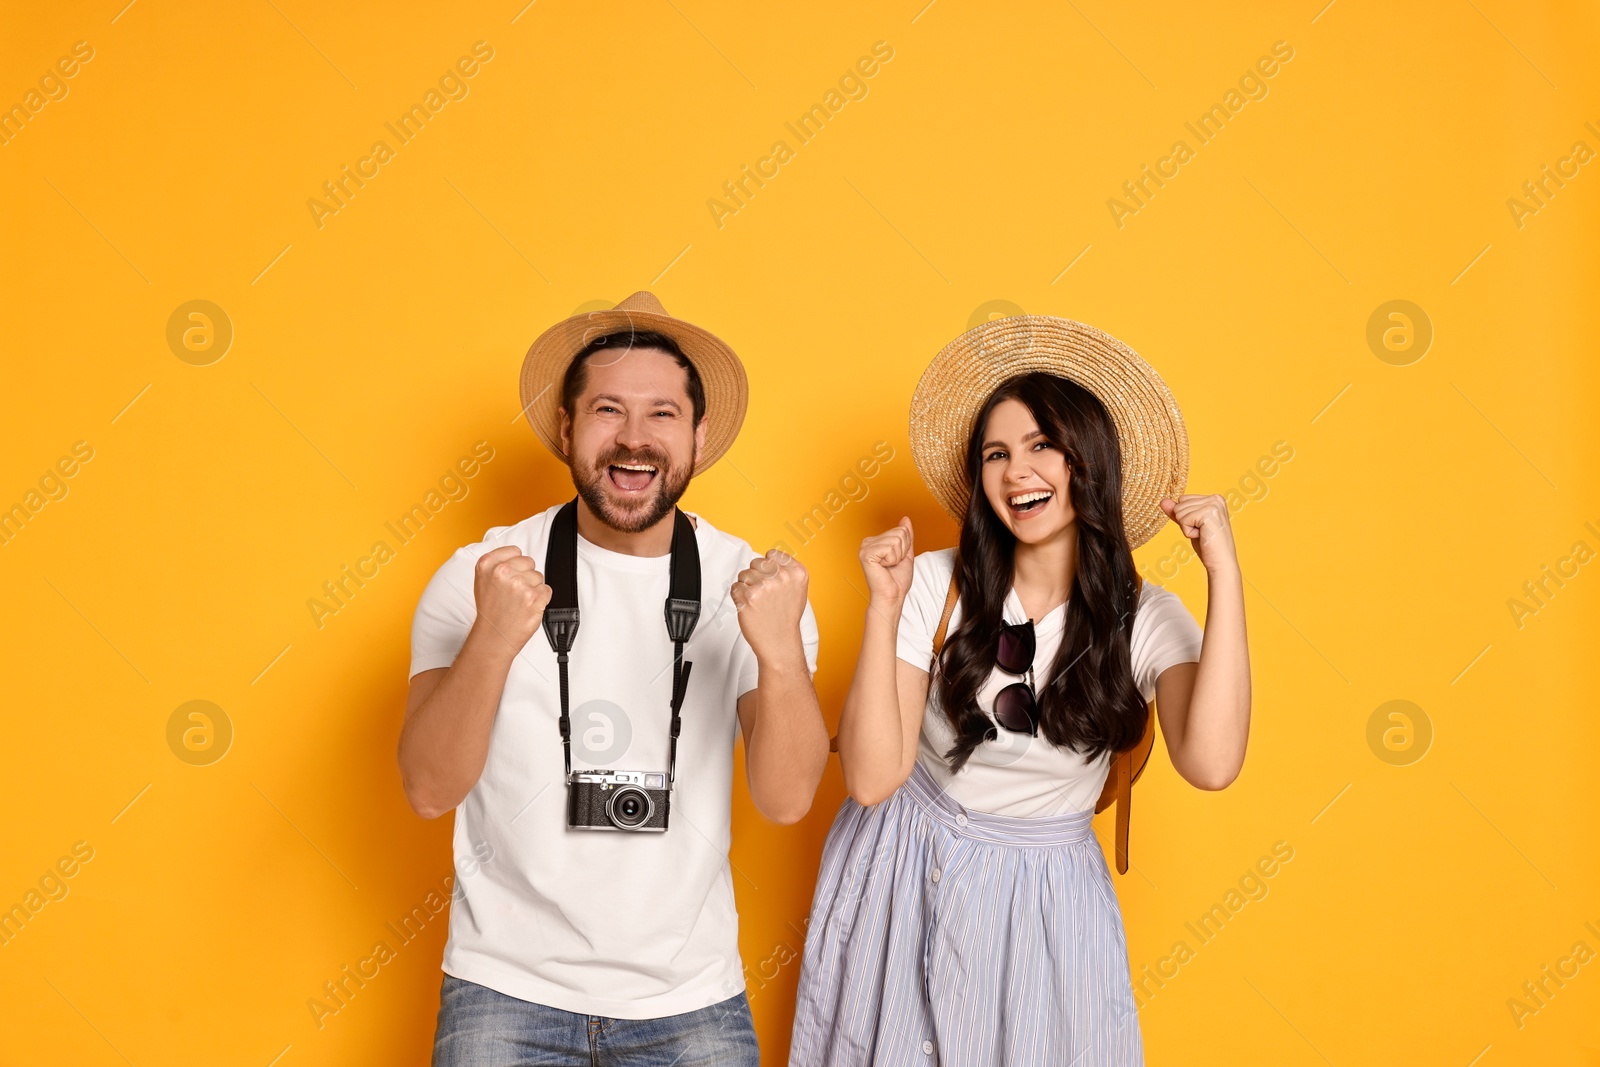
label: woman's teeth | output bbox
[1009,490,1052,512]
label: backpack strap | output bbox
[930,568,960,664]
[1094,571,1154,874]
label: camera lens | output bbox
[608,787,653,829]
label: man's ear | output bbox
[557,406,572,459]
[693,414,708,465]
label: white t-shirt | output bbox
[409,503,820,1019]
[896,548,1203,817]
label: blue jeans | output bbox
[431,973,761,1066]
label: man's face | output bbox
[559,347,705,534]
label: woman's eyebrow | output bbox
[981,430,1044,450]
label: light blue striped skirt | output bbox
[789,759,1143,1066]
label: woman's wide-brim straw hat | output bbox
[519,291,749,476]
[909,315,1188,550]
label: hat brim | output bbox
[908,315,1188,550]
[518,305,748,477]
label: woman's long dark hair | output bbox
[935,372,1146,773]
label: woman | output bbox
[789,316,1250,1065]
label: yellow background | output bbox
[3,0,1598,1063]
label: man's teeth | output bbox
[1009,490,1052,506]
[614,463,657,472]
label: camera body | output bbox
[567,769,671,832]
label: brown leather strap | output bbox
[1100,571,1150,874]
[930,569,960,665]
[830,567,960,754]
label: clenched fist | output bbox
[731,548,808,662]
[859,516,915,605]
[1158,494,1239,575]
[472,545,553,654]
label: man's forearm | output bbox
[398,625,519,818]
[744,644,828,824]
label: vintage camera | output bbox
[567,770,671,832]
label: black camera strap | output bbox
[541,498,701,782]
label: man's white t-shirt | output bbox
[896,548,1203,817]
[409,502,820,1019]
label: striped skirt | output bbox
[788,760,1143,1066]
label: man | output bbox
[399,291,829,1065]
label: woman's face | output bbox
[979,397,1075,546]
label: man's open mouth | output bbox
[608,462,659,494]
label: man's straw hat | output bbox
[518,291,749,476]
[909,315,1188,549]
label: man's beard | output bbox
[571,445,693,534]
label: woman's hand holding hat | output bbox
[1159,494,1239,575]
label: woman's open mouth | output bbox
[1006,489,1052,520]
[608,462,659,494]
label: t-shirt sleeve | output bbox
[1130,582,1204,703]
[895,549,956,672]
[734,597,822,699]
[409,545,482,679]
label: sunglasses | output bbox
[992,619,1038,736]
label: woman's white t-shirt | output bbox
[896,548,1203,817]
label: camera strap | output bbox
[540,498,702,782]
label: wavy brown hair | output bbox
[934,372,1146,773]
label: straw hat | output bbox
[518,291,749,475]
[909,315,1188,549]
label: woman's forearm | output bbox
[1175,562,1251,789]
[836,597,910,805]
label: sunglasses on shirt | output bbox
[992,619,1039,736]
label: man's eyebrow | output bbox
[981,430,1043,450]
[590,393,683,411]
